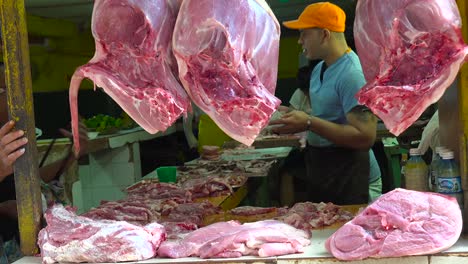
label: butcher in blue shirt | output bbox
[271,2,381,205]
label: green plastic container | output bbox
[157,166,177,183]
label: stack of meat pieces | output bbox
[277,202,354,231]
[126,181,191,200]
[161,201,222,227]
[126,175,237,199]
[158,220,311,258]
[69,0,281,155]
[38,204,166,264]
[179,176,234,198]
[81,197,186,226]
[200,145,222,160]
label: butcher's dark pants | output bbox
[304,146,369,205]
[0,175,19,242]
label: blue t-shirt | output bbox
[307,51,380,182]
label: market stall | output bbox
[2,0,468,263]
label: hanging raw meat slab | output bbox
[173,0,281,146]
[69,0,190,154]
[355,0,468,135]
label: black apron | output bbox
[304,146,369,205]
[0,175,19,241]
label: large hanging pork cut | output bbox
[354,0,468,135]
[173,0,281,146]
[69,0,189,154]
[326,189,462,260]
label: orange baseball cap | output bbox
[282,2,346,32]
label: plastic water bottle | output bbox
[437,151,464,208]
[405,148,429,191]
[430,146,446,192]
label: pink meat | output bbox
[326,188,462,260]
[38,204,166,264]
[157,221,241,258]
[354,0,468,135]
[69,0,190,155]
[158,220,310,258]
[173,0,281,146]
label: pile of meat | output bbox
[326,188,463,260]
[126,174,239,199]
[158,220,311,258]
[69,0,281,155]
[355,0,468,135]
[277,202,354,231]
[179,159,276,177]
[38,204,166,264]
[39,205,312,263]
[83,197,221,227]
[219,202,353,231]
[200,145,222,160]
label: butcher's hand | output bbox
[59,120,89,158]
[0,121,27,181]
[277,105,290,113]
[269,110,309,135]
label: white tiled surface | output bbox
[73,143,142,212]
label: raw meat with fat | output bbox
[354,0,468,135]
[326,188,462,260]
[69,0,190,155]
[173,0,281,145]
[38,204,166,264]
[158,220,310,258]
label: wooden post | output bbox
[0,0,42,255]
[455,0,468,232]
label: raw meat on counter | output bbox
[200,145,222,160]
[69,0,190,155]
[82,197,187,225]
[158,220,310,258]
[229,206,277,216]
[161,221,198,240]
[127,182,192,200]
[38,204,166,264]
[277,202,354,231]
[173,0,281,146]
[326,188,463,260]
[127,174,239,199]
[161,201,222,227]
[355,0,468,135]
[81,199,156,225]
[179,175,234,198]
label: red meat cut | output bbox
[354,0,468,135]
[69,0,190,155]
[173,0,281,146]
[326,188,462,260]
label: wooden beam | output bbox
[456,0,468,232]
[0,0,42,255]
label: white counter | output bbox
[14,229,468,264]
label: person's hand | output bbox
[269,110,310,134]
[0,121,27,181]
[277,105,290,113]
[60,120,89,158]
